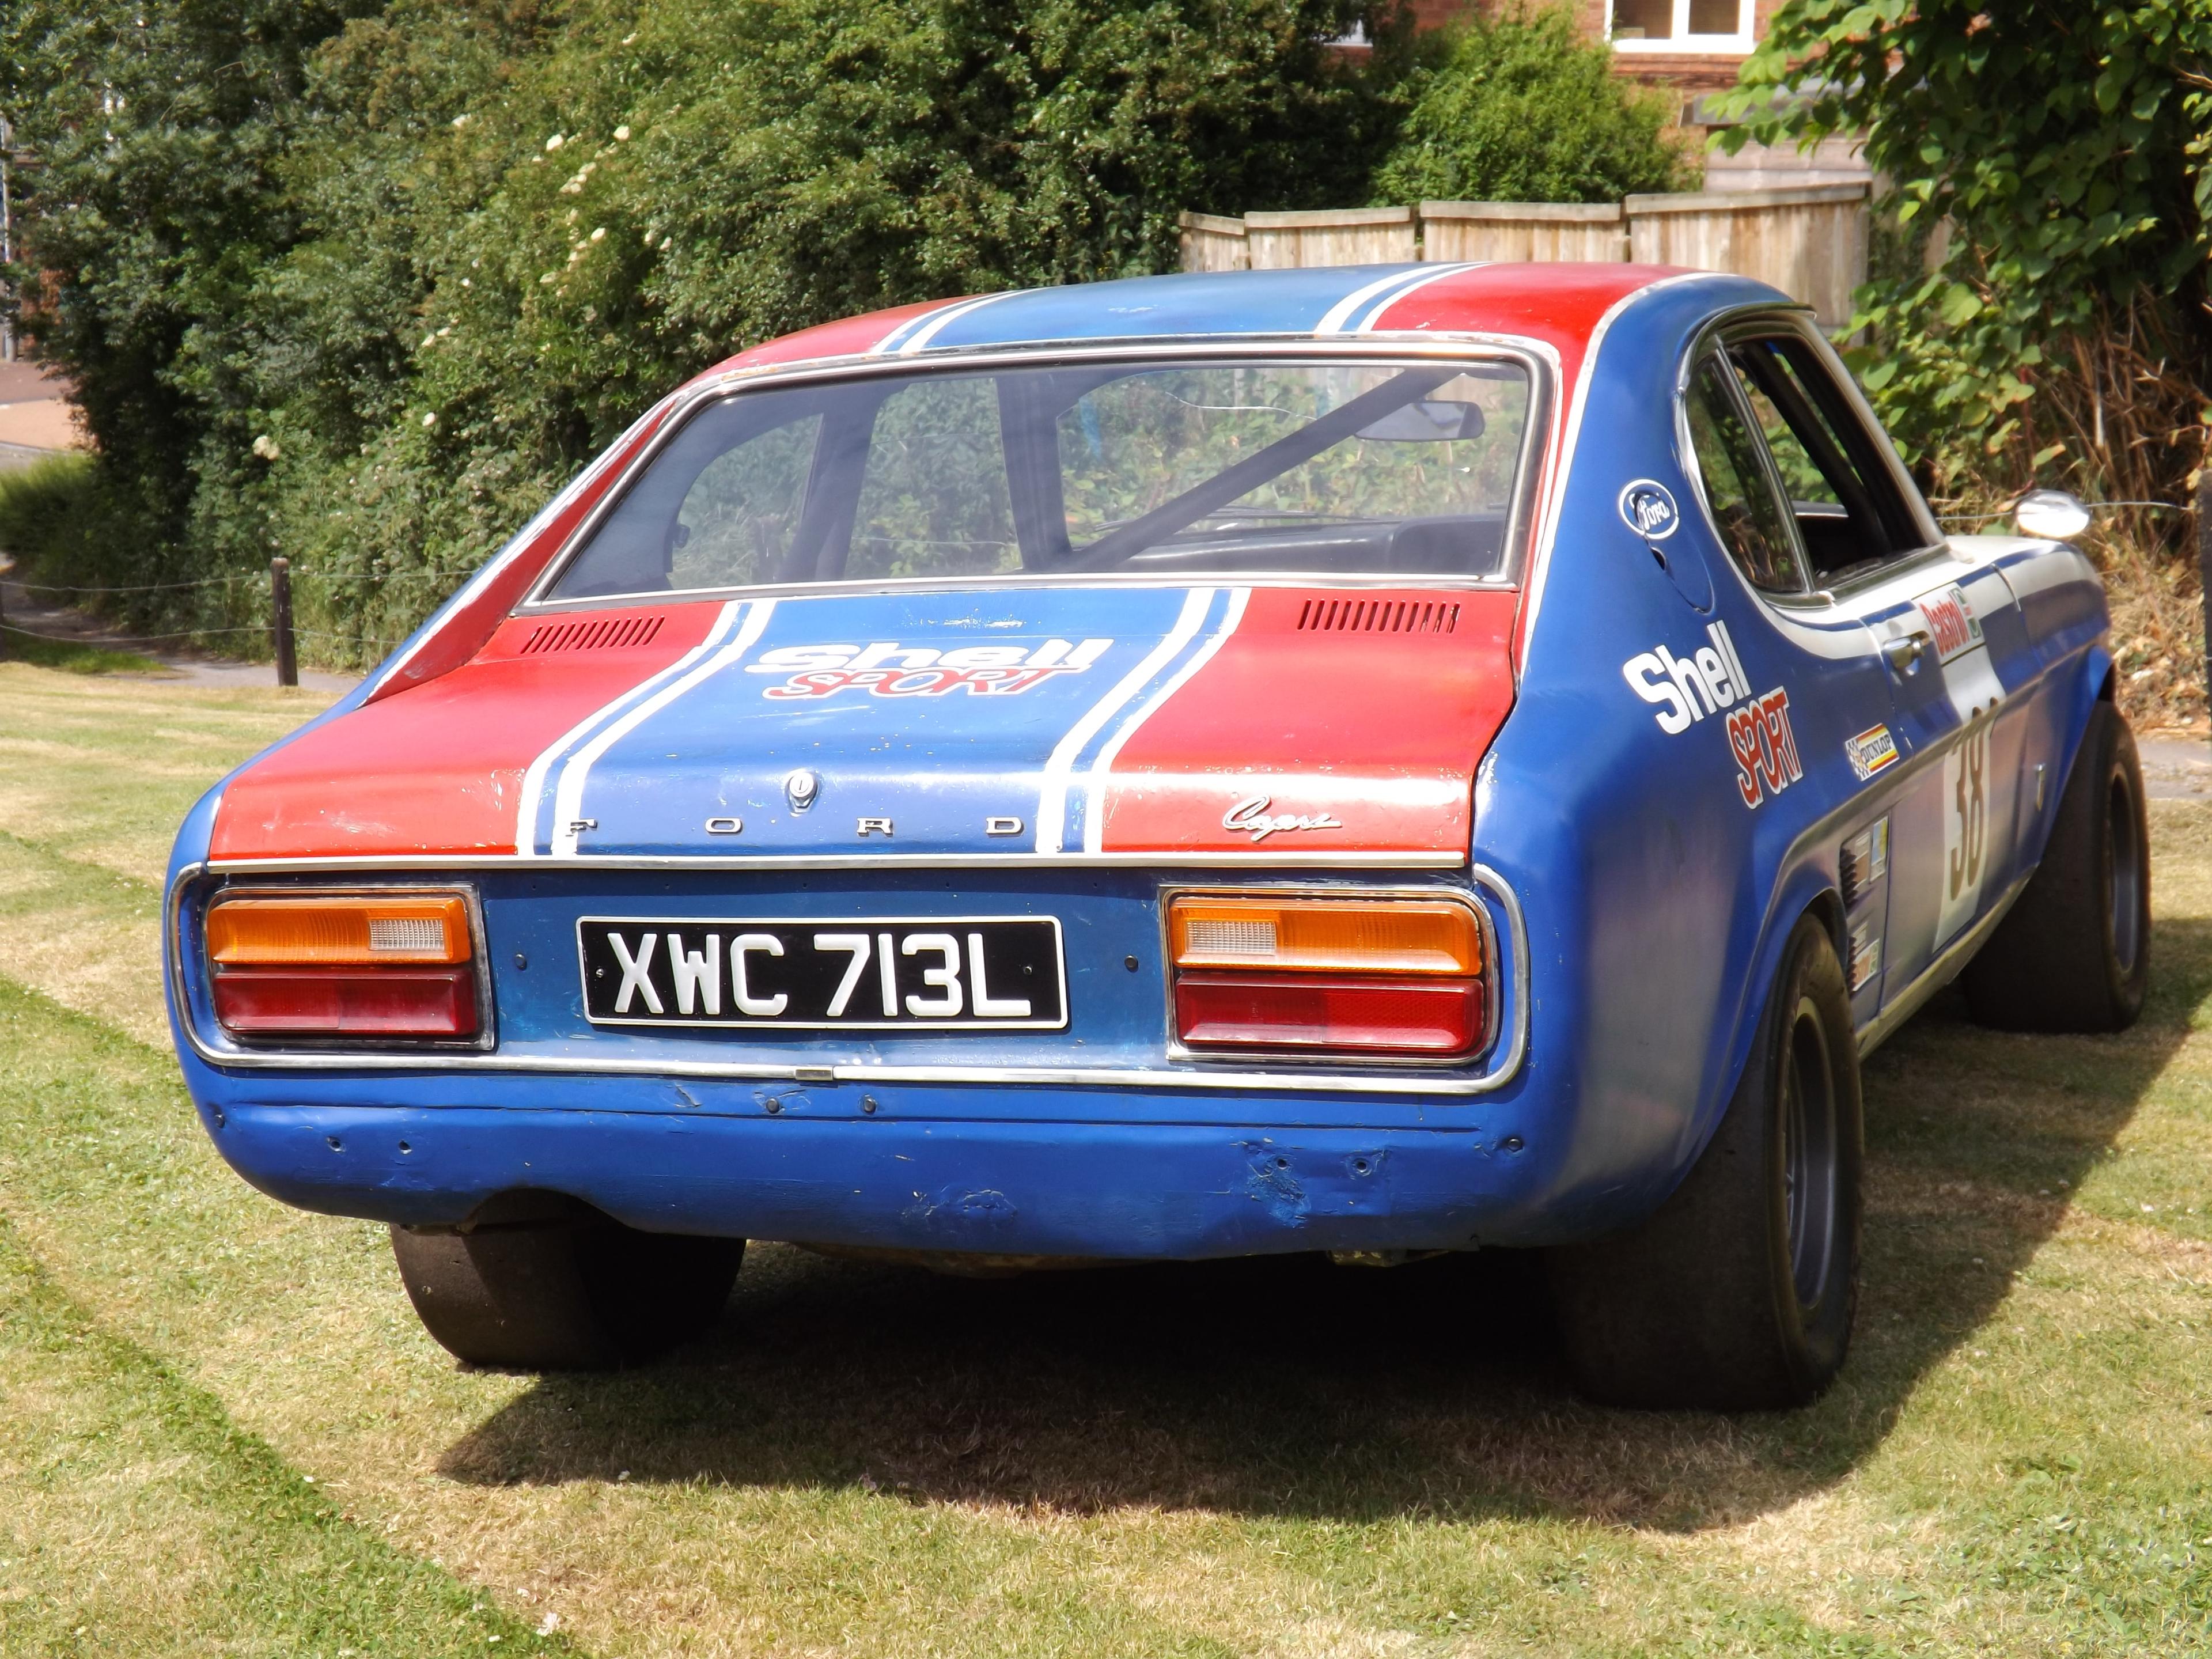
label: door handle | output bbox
[1882,630,1932,675]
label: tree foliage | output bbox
[1721,1,2212,501]
[1369,3,1687,207]
[1,0,1401,655]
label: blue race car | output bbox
[165,263,2146,1408]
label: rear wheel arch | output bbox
[1550,908,1863,1408]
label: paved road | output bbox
[2138,736,2212,800]
[0,359,84,462]
[0,566,361,694]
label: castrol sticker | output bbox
[1915,584,1984,665]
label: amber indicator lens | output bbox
[1169,896,1480,975]
[207,895,472,965]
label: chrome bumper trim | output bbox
[166,862,1532,1097]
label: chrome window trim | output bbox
[198,850,1468,873]
[166,861,1530,1096]
[1155,882,1504,1073]
[517,335,1554,611]
[520,569,1516,617]
[187,880,499,1055]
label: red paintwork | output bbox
[1368,262,1674,357]
[1096,588,1520,855]
[211,604,726,861]
[691,298,959,380]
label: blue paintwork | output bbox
[872,265,1450,351]
[527,586,1244,858]
[168,270,2115,1260]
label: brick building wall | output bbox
[1402,1,1788,97]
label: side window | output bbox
[1725,336,1926,583]
[846,376,1020,581]
[1685,355,1806,595]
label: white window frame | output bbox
[1605,0,1755,53]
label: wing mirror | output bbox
[2014,489,2093,540]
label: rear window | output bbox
[541,357,1536,600]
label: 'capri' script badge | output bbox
[1223,796,1343,843]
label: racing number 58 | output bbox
[1948,718,1988,903]
[1934,713,1992,948]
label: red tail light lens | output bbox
[211,967,479,1037]
[206,889,481,1040]
[1176,974,1481,1055]
[1168,893,1486,1060]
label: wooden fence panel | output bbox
[1176,212,1249,273]
[1624,185,1869,329]
[1179,185,1871,330]
[1244,206,1418,269]
[1418,202,1626,264]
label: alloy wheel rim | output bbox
[2107,770,2143,975]
[1780,994,1839,1311]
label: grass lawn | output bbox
[0,652,2206,1657]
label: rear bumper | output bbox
[193,1087,1555,1257]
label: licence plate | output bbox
[576,916,1067,1030]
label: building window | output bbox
[1607,0,1753,52]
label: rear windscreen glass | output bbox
[543,358,1534,599]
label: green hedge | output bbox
[1370,5,1687,207]
[1,0,1407,661]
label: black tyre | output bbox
[1961,701,2149,1033]
[392,1195,743,1370]
[1550,913,1863,1410]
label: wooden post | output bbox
[2199,473,2211,723]
[270,556,297,688]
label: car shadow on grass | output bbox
[437,916,2212,1531]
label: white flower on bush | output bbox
[422,412,438,429]
[545,134,564,151]
[614,125,631,141]
[251,434,281,460]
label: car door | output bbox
[1711,325,2035,1006]
[1675,342,1902,1028]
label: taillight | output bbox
[1168,894,1486,1059]
[205,891,480,1039]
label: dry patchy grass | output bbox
[0,657,2206,1656]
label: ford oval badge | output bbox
[1619,479,1681,541]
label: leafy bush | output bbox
[1721,0,2211,514]
[2,0,1403,660]
[1369,3,1688,207]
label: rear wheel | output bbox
[392,1195,743,1370]
[1549,913,1862,1410]
[1961,701,2149,1032]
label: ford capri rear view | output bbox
[166,265,2146,1408]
